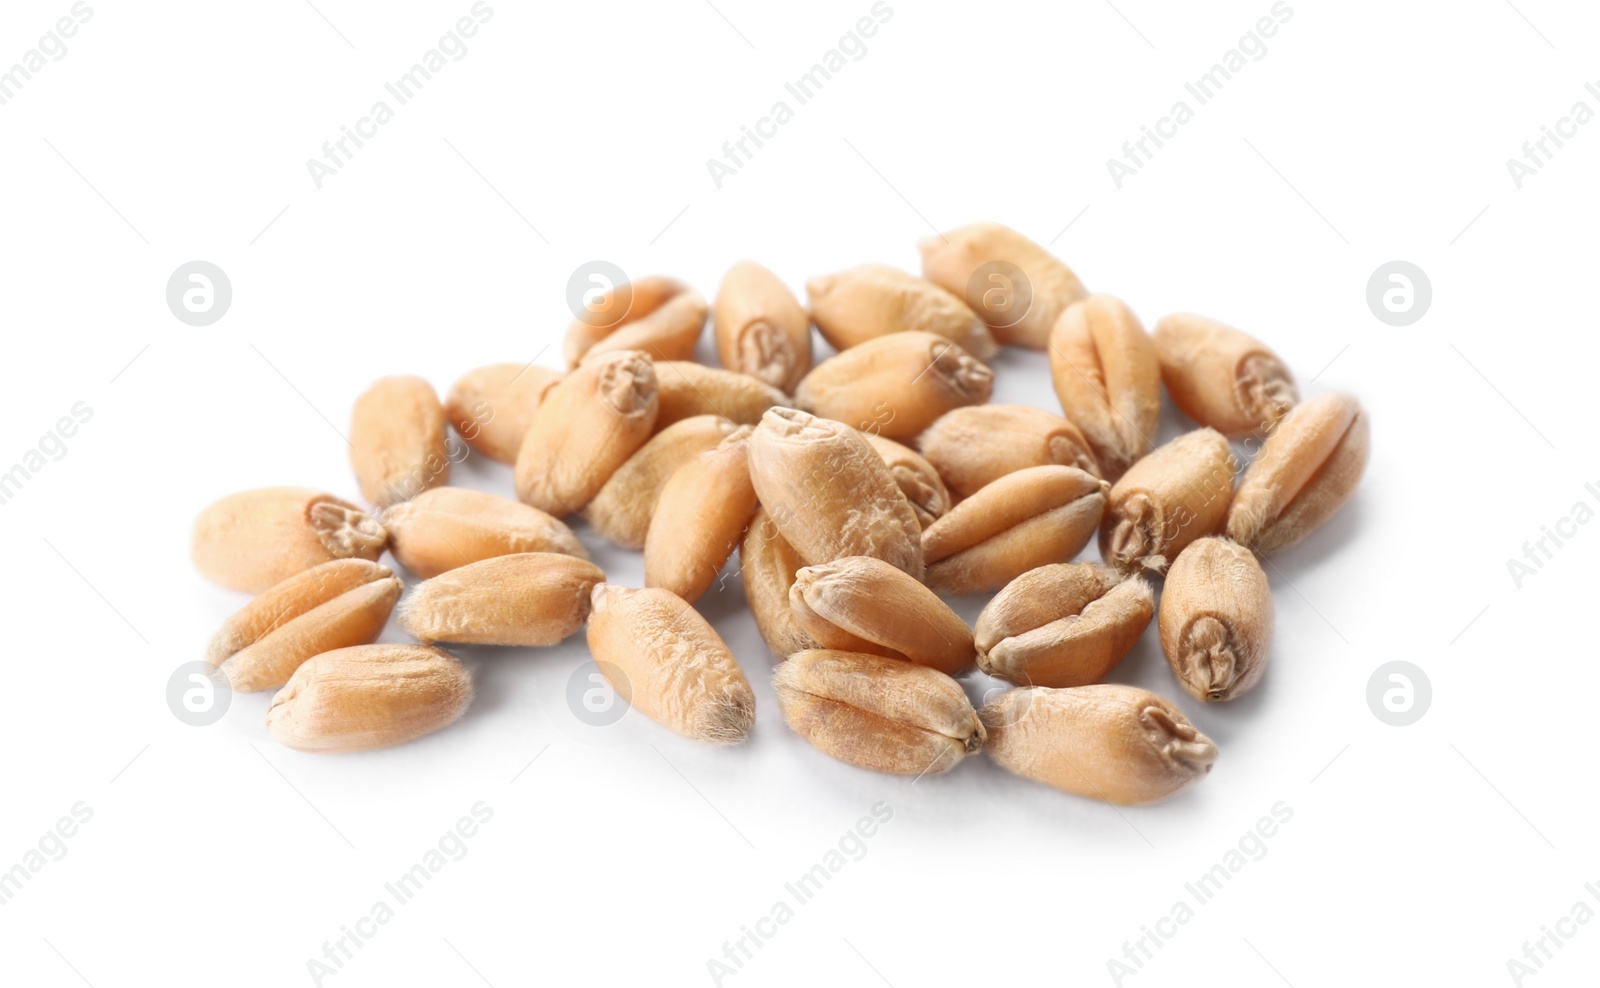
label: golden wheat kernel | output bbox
[917,404,1102,499]
[794,331,993,443]
[1159,537,1272,702]
[586,585,755,745]
[513,349,658,516]
[975,563,1151,688]
[805,263,997,361]
[445,363,564,464]
[1099,428,1237,575]
[1226,391,1369,555]
[582,415,737,550]
[863,432,951,529]
[746,407,924,580]
[653,361,788,429]
[789,555,975,676]
[208,559,401,692]
[643,427,759,605]
[192,487,386,593]
[1153,313,1298,438]
[266,644,473,753]
[563,275,694,368]
[919,222,1088,349]
[383,487,587,578]
[920,465,1107,594]
[979,684,1217,805]
[714,260,813,392]
[774,649,984,776]
[399,552,605,647]
[349,375,451,508]
[740,509,822,658]
[1047,294,1160,480]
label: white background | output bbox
[1,0,1596,985]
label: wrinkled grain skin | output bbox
[863,433,951,529]
[919,222,1088,349]
[1227,392,1369,555]
[789,556,975,676]
[654,361,788,429]
[740,509,822,658]
[208,560,401,692]
[563,275,693,368]
[774,650,985,776]
[644,428,760,604]
[1100,429,1237,576]
[349,375,451,508]
[805,264,997,361]
[384,487,587,578]
[266,644,473,753]
[747,408,924,581]
[192,487,387,593]
[980,684,1217,805]
[514,350,659,516]
[1154,313,1297,438]
[587,585,755,745]
[920,465,1108,595]
[917,404,1102,499]
[1160,538,1272,702]
[1047,295,1161,480]
[399,552,605,646]
[795,332,993,443]
[445,363,564,464]
[582,415,737,549]
[975,563,1152,688]
[714,261,812,392]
